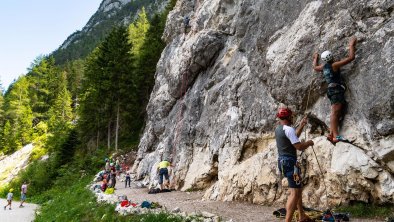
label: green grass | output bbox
[0,134,187,222]
[335,201,394,218]
[34,173,185,222]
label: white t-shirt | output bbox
[7,193,13,200]
[283,125,300,144]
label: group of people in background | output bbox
[96,153,172,193]
[98,155,129,192]
[3,181,28,210]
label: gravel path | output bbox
[111,181,384,222]
[0,199,38,222]
[114,184,275,221]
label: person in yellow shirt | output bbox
[157,159,171,190]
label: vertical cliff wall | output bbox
[132,0,394,206]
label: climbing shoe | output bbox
[335,135,351,143]
[326,135,337,146]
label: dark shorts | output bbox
[278,155,302,188]
[21,193,26,201]
[159,168,169,184]
[327,86,346,105]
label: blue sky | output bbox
[0,0,103,91]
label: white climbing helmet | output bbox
[321,50,333,62]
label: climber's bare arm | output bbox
[332,37,357,71]
[313,52,323,72]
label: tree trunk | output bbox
[107,119,111,150]
[115,102,120,151]
[96,129,100,150]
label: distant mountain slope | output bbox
[52,0,168,65]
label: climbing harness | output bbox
[327,82,346,90]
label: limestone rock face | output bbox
[133,0,394,206]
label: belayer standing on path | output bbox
[19,181,28,208]
[157,158,171,190]
[275,107,314,222]
[3,188,13,210]
[125,172,131,188]
[313,37,357,144]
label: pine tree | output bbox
[0,85,4,125]
[128,7,150,59]
[132,13,167,122]
[1,121,18,153]
[1,76,33,152]
[78,47,105,148]
[28,56,60,122]
[79,26,135,150]
[63,59,85,111]
[47,71,73,152]
[48,71,73,127]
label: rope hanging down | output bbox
[171,70,189,164]
[302,77,330,208]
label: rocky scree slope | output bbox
[0,144,34,187]
[132,0,394,207]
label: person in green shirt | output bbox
[157,159,171,190]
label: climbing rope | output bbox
[302,76,331,209]
[171,69,189,165]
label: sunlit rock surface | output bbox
[0,144,34,187]
[133,0,394,206]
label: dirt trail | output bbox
[114,183,275,221]
[0,199,38,222]
[112,180,383,222]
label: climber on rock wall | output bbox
[312,37,357,145]
[275,107,314,222]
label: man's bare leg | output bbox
[296,189,309,221]
[285,188,300,222]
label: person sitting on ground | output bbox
[125,172,131,188]
[313,37,357,144]
[97,168,106,181]
[101,179,108,192]
[4,188,13,210]
[19,181,28,208]
[275,107,314,222]
[157,158,171,190]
